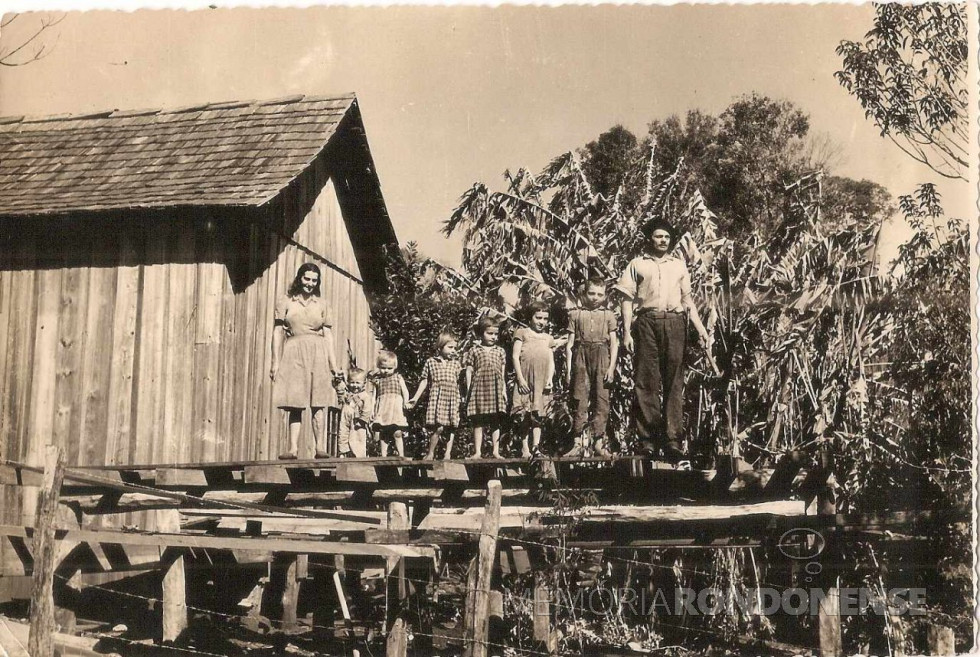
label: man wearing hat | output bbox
[615,219,710,465]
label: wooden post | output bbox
[463,556,478,642]
[927,625,954,655]
[387,502,410,604]
[28,445,65,657]
[158,508,187,642]
[815,454,841,657]
[333,554,352,622]
[888,613,907,657]
[533,575,554,652]
[386,617,408,657]
[281,556,302,633]
[383,502,410,657]
[817,586,842,657]
[463,480,501,657]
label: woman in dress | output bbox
[270,263,339,459]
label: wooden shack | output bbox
[0,93,397,473]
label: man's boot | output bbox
[663,441,690,470]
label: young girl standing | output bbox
[408,331,463,460]
[512,301,566,457]
[463,315,508,459]
[370,351,410,458]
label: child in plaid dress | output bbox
[464,315,508,459]
[370,351,410,458]
[408,331,462,460]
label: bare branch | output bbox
[0,13,65,67]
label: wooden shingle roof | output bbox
[0,94,358,216]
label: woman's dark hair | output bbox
[288,263,322,297]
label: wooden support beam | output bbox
[387,502,410,603]
[816,460,841,657]
[158,508,187,643]
[13,463,340,519]
[29,445,65,657]
[533,575,557,655]
[817,585,841,657]
[463,480,501,657]
[281,555,303,633]
[0,525,437,560]
[238,577,267,633]
[386,617,408,657]
[333,569,351,621]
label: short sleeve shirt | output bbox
[274,295,332,337]
[568,308,617,344]
[613,256,691,312]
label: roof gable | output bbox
[0,94,358,216]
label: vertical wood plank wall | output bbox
[0,170,383,547]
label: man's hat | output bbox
[640,217,678,243]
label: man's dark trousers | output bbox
[632,310,687,451]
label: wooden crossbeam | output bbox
[0,525,437,560]
[66,454,658,471]
[15,464,362,519]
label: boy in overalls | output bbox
[565,278,619,457]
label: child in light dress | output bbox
[512,301,567,457]
[370,351,410,458]
[408,331,463,460]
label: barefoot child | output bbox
[338,368,373,458]
[370,351,410,458]
[565,278,619,457]
[463,315,508,459]
[512,301,566,457]
[408,331,463,460]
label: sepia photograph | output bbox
[0,3,976,656]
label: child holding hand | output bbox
[408,331,463,460]
[512,301,567,457]
[463,315,508,459]
[370,351,410,458]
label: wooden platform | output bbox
[2,453,808,517]
[0,452,838,581]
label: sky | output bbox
[0,5,974,266]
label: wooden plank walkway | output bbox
[3,456,749,511]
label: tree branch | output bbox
[0,13,64,67]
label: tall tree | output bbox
[820,176,894,235]
[578,125,641,202]
[836,3,969,180]
[709,93,813,237]
[648,95,847,240]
